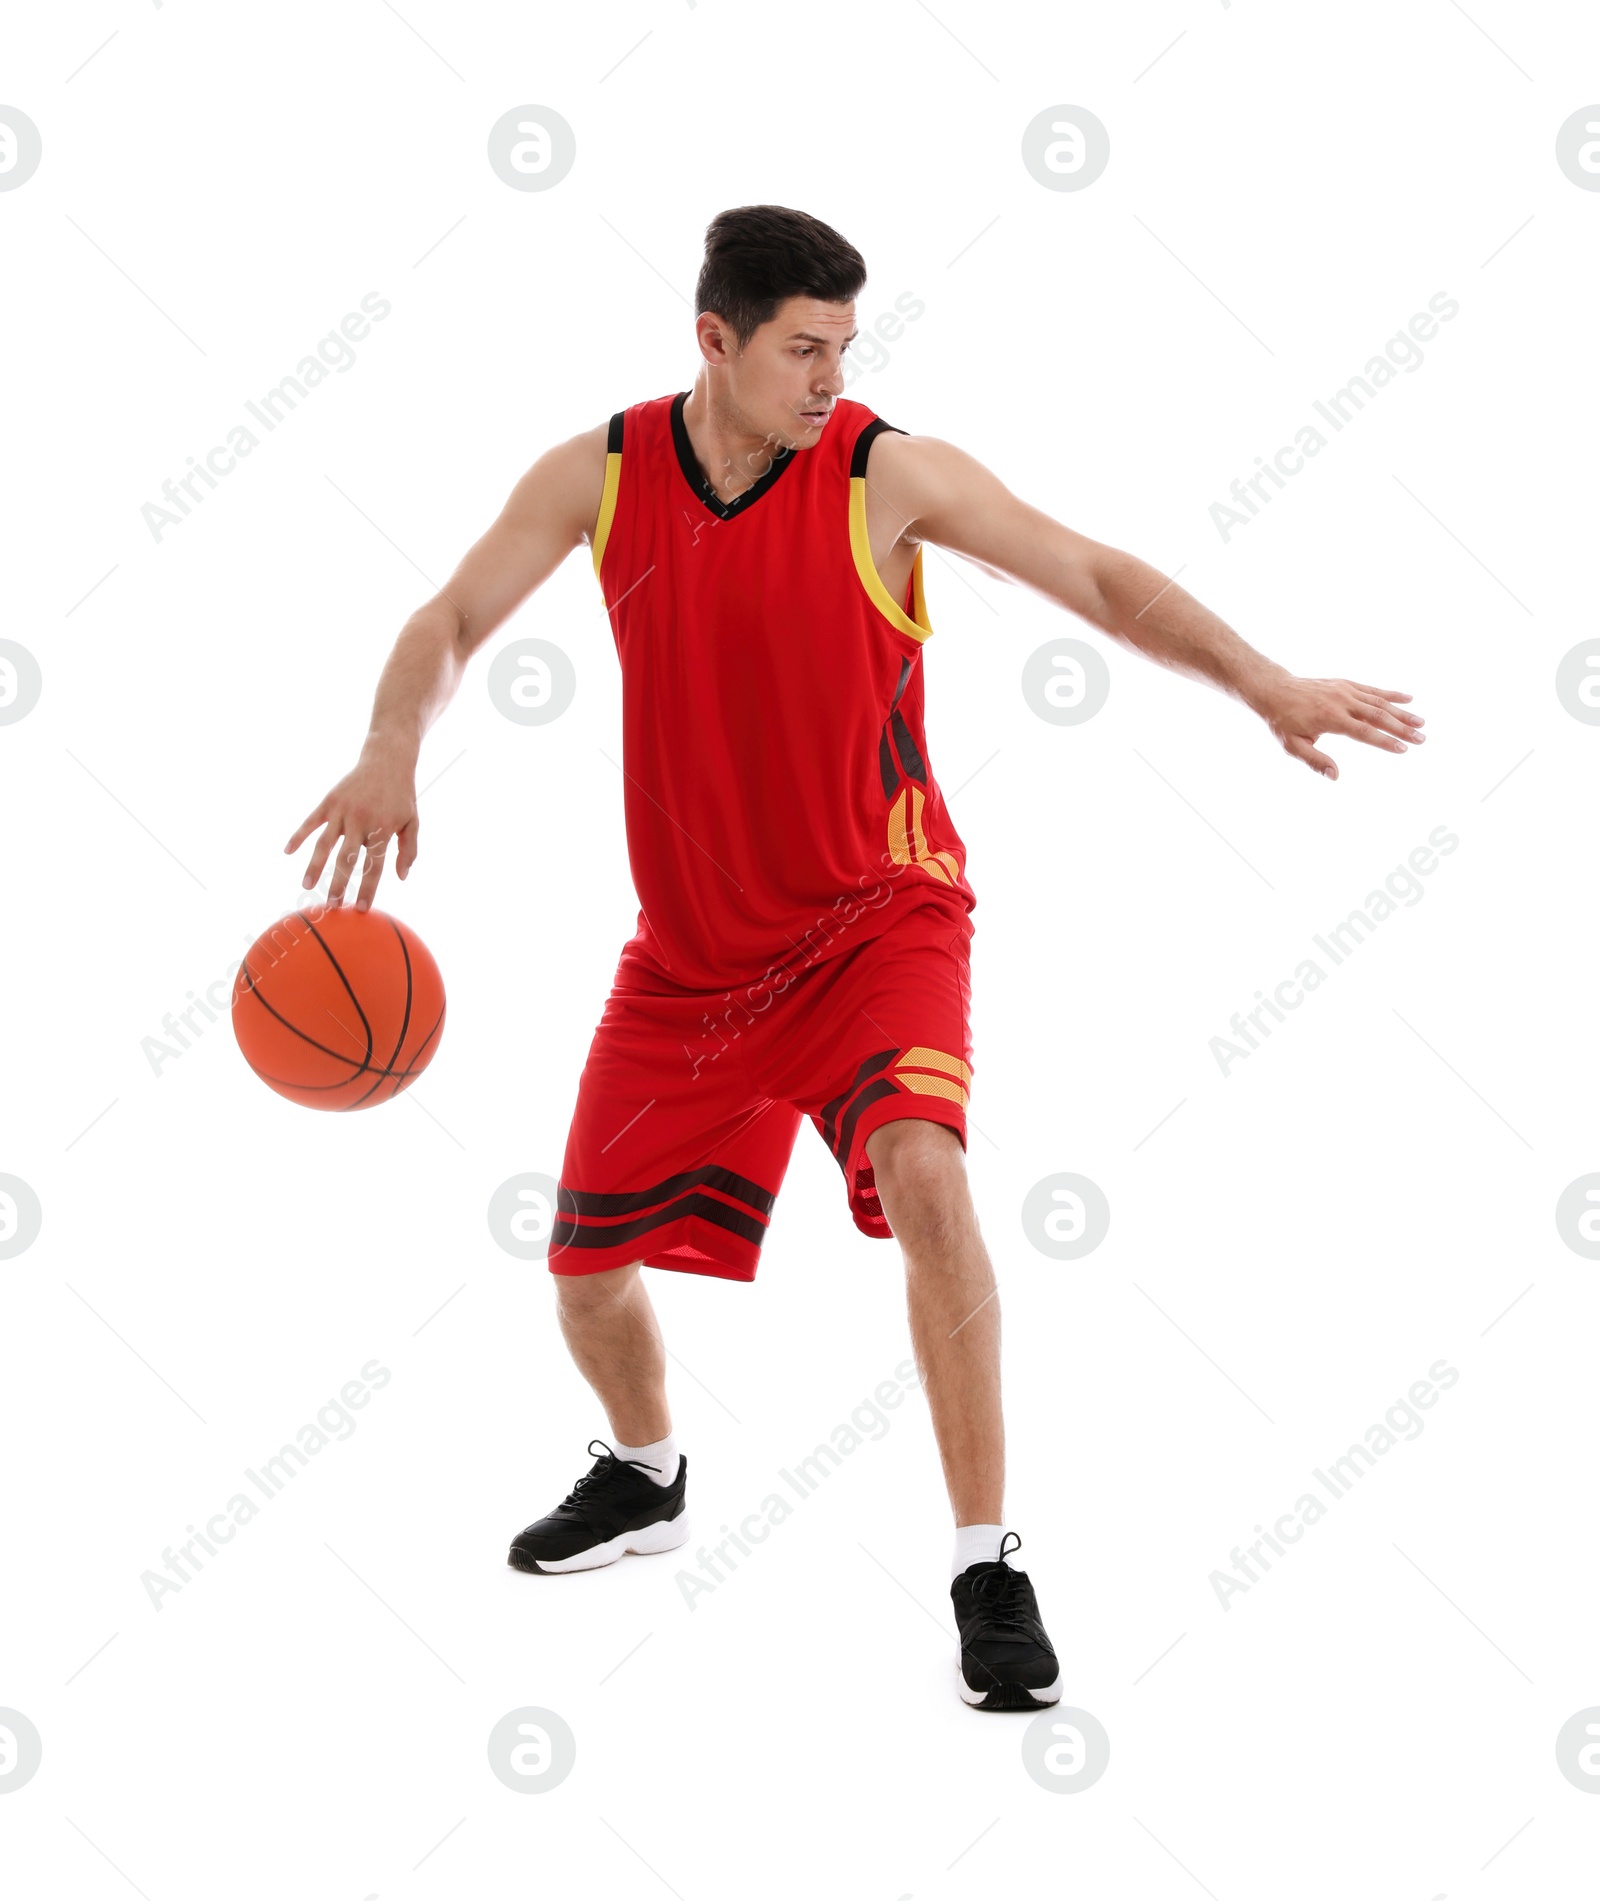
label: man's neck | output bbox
[680,380,799,504]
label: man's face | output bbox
[711,295,858,449]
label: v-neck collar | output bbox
[669,390,800,521]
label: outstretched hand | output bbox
[1250,675,1424,780]
[284,742,420,911]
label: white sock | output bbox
[952,1522,1008,1582]
[611,1431,678,1486]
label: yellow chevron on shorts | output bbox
[899,1046,972,1085]
[894,1046,971,1108]
[896,1071,968,1107]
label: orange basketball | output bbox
[231,903,446,1110]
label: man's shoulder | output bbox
[549,417,612,497]
[613,391,682,432]
[845,399,947,459]
[836,395,904,446]
[560,393,678,521]
[849,407,949,506]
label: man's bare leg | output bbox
[508,1261,684,1574]
[865,1119,1004,1526]
[551,1261,672,1446]
[866,1118,1060,1709]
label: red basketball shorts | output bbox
[548,898,975,1282]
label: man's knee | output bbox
[868,1116,966,1189]
[867,1120,972,1248]
[551,1260,641,1320]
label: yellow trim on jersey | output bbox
[591,449,621,583]
[887,786,963,888]
[849,476,933,644]
[908,785,933,861]
[899,1046,973,1086]
[887,788,911,865]
[908,786,953,885]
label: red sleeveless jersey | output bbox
[590,391,975,991]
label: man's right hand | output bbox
[284,741,420,912]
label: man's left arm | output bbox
[876,434,1424,781]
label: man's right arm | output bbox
[285,420,610,909]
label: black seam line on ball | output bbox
[385,919,415,1073]
[551,1190,769,1250]
[245,1002,445,1098]
[299,910,375,1071]
[368,1006,445,1096]
[242,971,373,1074]
[349,918,416,1109]
[396,1006,444,1074]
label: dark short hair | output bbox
[694,205,867,349]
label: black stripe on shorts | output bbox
[553,1190,768,1252]
[820,1048,899,1158]
[553,1164,775,1251]
[559,1163,774,1220]
[833,1078,901,1178]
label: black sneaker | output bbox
[507,1439,690,1575]
[951,1531,1062,1710]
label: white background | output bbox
[3,2,1597,1895]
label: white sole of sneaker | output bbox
[956,1657,1063,1708]
[530,1510,691,1574]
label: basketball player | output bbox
[286,205,1423,1709]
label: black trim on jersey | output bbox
[889,709,927,785]
[670,391,798,520]
[878,656,918,795]
[878,730,899,800]
[607,410,624,452]
[850,415,907,477]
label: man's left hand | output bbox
[1247,674,1424,781]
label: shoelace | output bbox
[966,1531,1035,1637]
[560,1438,663,1510]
